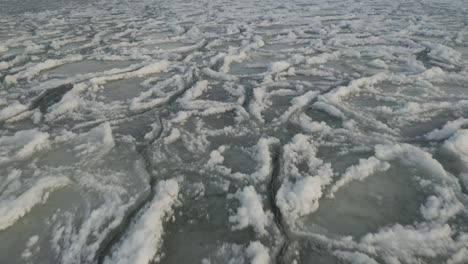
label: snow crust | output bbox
[0,129,50,164]
[105,179,179,264]
[0,176,70,231]
[229,186,272,236]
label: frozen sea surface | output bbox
[1,0,468,263]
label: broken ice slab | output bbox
[299,163,425,238]
[0,124,150,263]
[46,60,136,77]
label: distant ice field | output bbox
[0,0,468,263]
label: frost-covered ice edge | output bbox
[0,0,468,263]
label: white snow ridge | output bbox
[1,0,468,263]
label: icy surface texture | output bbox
[1,0,468,263]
